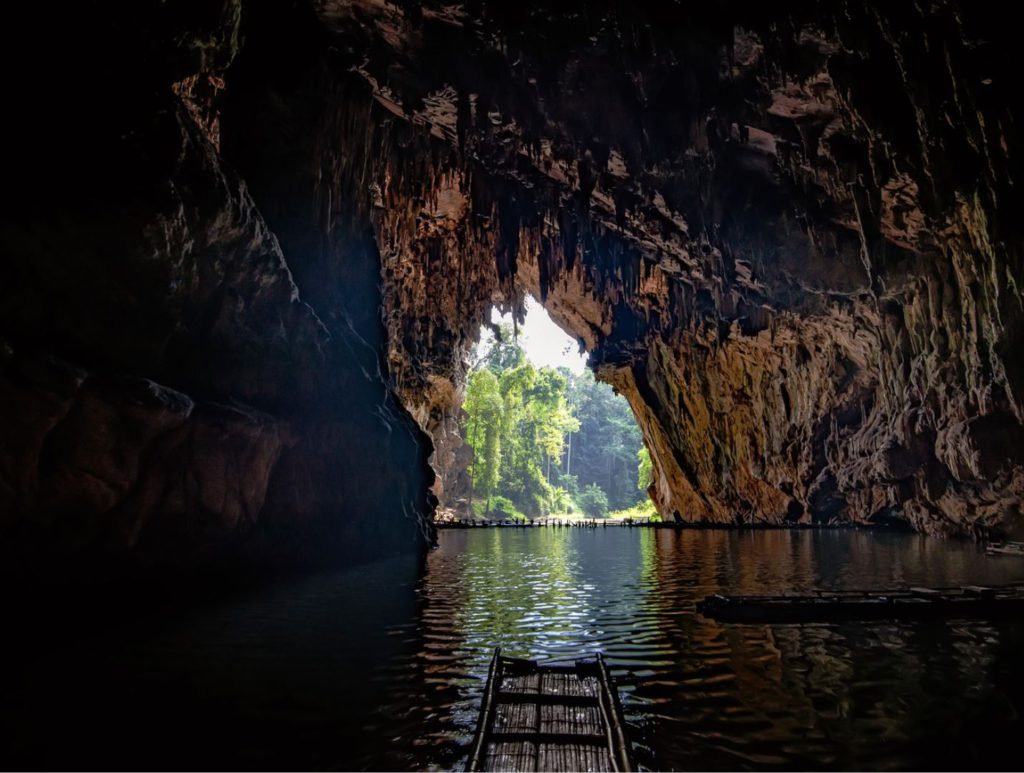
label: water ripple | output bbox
[402,528,1024,771]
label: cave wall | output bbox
[1,0,1020,566]
[0,1,434,569]
[329,0,1022,536]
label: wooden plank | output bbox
[496,692,600,707]
[597,654,635,772]
[963,585,996,597]
[486,741,536,772]
[502,659,582,674]
[472,651,635,771]
[540,703,603,735]
[487,731,609,745]
[541,672,600,698]
[493,701,537,734]
[469,648,503,772]
[500,673,541,694]
[696,586,1024,623]
[539,742,614,772]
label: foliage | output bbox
[554,472,580,499]
[488,495,527,521]
[464,334,580,516]
[637,446,653,491]
[475,322,524,374]
[463,318,646,519]
[609,499,659,521]
[464,369,503,509]
[471,498,528,522]
[562,370,647,510]
[547,486,575,514]
[576,484,610,518]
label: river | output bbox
[5,528,1024,770]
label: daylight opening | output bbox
[458,297,656,523]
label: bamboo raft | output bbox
[696,585,1024,624]
[986,541,1024,556]
[468,648,634,772]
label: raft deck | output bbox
[697,585,1024,624]
[468,648,633,772]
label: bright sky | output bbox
[490,297,588,374]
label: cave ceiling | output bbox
[303,0,1022,535]
[0,0,1021,566]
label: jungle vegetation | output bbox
[463,324,654,520]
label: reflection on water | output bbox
[416,529,1024,770]
[5,529,1024,770]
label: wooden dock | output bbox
[468,649,633,772]
[697,585,1024,624]
[436,519,644,529]
[435,518,852,530]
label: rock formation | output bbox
[1,1,434,569]
[334,0,1023,536]
[0,0,1020,570]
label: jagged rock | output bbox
[0,0,435,566]
[0,348,288,554]
[324,0,1022,537]
[1,0,1021,571]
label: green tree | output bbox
[496,361,551,516]
[529,368,579,484]
[463,319,645,518]
[464,369,503,510]
[563,370,646,510]
[475,322,524,374]
[547,486,574,514]
[577,484,609,518]
[638,446,653,491]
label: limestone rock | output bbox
[1,0,1020,571]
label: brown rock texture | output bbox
[0,351,287,554]
[318,0,1022,536]
[0,0,1021,571]
[1,0,435,567]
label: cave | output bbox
[2,0,1024,769]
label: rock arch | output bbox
[1,0,1021,572]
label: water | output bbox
[4,529,1024,770]
[415,529,1024,770]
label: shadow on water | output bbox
[0,554,430,770]
[3,529,1024,770]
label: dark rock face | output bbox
[0,0,1020,569]
[0,354,286,554]
[0,1,434,568]
[321,0,1021,536]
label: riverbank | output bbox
[434,517,891,531]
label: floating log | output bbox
[986,541,1024,556]
[696,585,1024,624]
[468,648,634,772]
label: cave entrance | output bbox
[451,297,654,523]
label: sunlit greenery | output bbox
[576,484,610,518]
[637,446,653,492]
[565,368,646,510]
[463,323,652,518]
[609,499,659,521]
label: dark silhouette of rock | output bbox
[0,0,1020,575]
